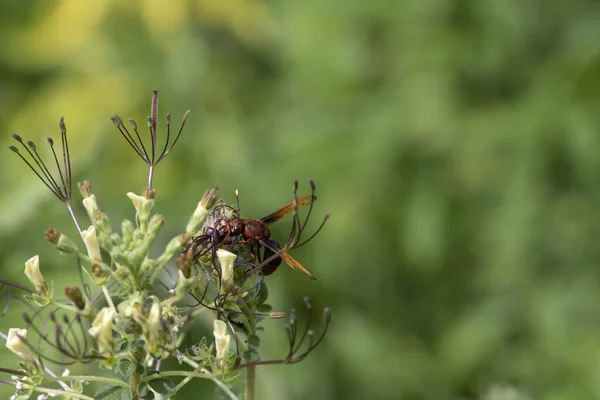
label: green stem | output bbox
[101,284,117,313]
[44,375,128,388]
[130,371,141,400]
[142,370,239,400]
[245,365,256,400]
[141,370,217,382]
[51,301,80,314]
[150,234,186,284]
[244,307,257,400]
[32,386,94,400]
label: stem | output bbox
[44,375,128,388]
[0,278,35,293]
[101,284,117,313]
[142,371,238,400]
[67,202,83,236]
[147,165,154,190]
[245,307,257,400]
[32,385,94,400]
[149,256,171,284]
[130,371,141,400]
[51,300,81,314]
[176,356,240,400]
[0,367,24,375]
[245,365,256,400]
[150,236,184,284]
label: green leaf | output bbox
[114,338,128,352]
[215,385,242,400]
[257,283,269,304]
[257,303,272,312]
[143,369,159,378]
[147,377,176,395]
[95,385,130,400]
[137,382,149,397]
[121,388,133,400]
[243,349,261,362]
[115,359,136,378]
[248,334,261,347]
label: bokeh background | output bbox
[1,0,600,399]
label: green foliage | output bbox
[1,0,600,399]
[95,385,133,400]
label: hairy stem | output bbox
[44,375,128,388]
[33,386,94,400]
[130,371,141,400]
[179,355,240,400]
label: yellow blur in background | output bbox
[2,0,600,399]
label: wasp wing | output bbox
[260,194,315,225]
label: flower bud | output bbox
[45,229,78,254]
[200,187,219,209]
[82,226,102,262]
[24,256,46,295]
[127,192,154,231]
[145,302,161,348]
[217,249,236,294]
[82,194,99,217]
[185,187,219,236]
[213,319,230,369]
[77,180,93,198]
[88,307,115,354]
[6,328,35,368]
[64,286,86,311]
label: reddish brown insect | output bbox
[190,180,330,280]
[223,193,318,279]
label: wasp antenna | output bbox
[235,189,241,212]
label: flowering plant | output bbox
[1,91,330,400]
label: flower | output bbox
[185,187,218,235]
[82,195,99,217]
[145,302,161,346]
[213,319,230,369]
[127,192,152,218]
[217,249,236,294]
[24,256,46,295]
[6,328,35,367]
[81,226,102,262]
[88,307,115,354]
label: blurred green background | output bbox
[2,0,600,399]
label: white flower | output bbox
[145,302,161,345]
[217,249,236,294]
[213,319,230,369]
[81,226,102,262]
[82,194,98,216]
[24,255,46,295]
[6,328,35,367]
[126,192,146,216]
[88,307,115,354]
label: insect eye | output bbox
[231,225,240,234]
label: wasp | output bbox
[187,180,330,280]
